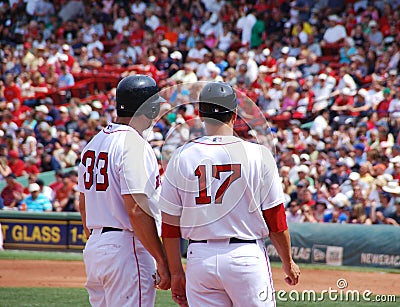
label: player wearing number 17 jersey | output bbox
[160,82,300,307]
[78,75,170,307]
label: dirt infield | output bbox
[0,260,398,295]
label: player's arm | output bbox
[161,212,188,307]
[78,193,91,239]
[263,204,300,286]
[123,194,171,290]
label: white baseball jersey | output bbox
[160,135,285,240]
[78,123,161,230]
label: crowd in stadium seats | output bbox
[0,0,399,225]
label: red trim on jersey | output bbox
[161,222,181,238]
[132,237,142,307]
[192,139,241,146]
[102,129,132,134]
[263,204,288,233]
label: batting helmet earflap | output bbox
[198,82,237,115]
[116,75,165,119]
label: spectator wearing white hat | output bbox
[22,183,52,212]
[367,20,383,51]
[294,164,314,187]
[311,73,335,112]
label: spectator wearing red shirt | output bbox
[376,88,392,119]
[8,150,26,177]
[53,172,76,212]
[50,170,64,194]
[3,74,22,103]
[10,98,31,127]
[24,157,40,175]
[1,173,25,209]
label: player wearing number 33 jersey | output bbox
[78,75,171,307]
[160,82,300,307]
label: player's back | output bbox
[78,123,150,230]
[163,135,284,240]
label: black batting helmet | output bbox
[198,82,237,116]
[116,75,165,119]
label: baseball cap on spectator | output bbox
[148,55,156,62]
[43,97,54,105]
[160,40,171,47]
[272,78,282,85]
[332,194,348,208]
[8,150,19,159]
[38,122,51,132]
[328,15,340,22]
[354,143,365,152]
[300,153,310,161]
[368,20,377,27]
[383,88,391,95]
[59,106,68,113]
[285,72,297,80]
[160,46,169,54]
[36,44,46,50]
[62,44,70,51]
[284,22,291,29]
[80,104,92,116]
[349,172,360,181]
[357,88,368,98]
[24,42,31,49]
[28,183,41,193]
[91,100,102,109]
[35,105,49,114]
[318,73,327,80]
[297,165,309,174]
[390,156,400,164]
[6,173,17,179]
[263,48,270,56]
[281,46,290,54]
[170,51,182,60]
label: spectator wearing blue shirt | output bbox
[23,183,52,212]
[324,199,349,223]
[58,64,75,88]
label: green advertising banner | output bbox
[265,223,400,269]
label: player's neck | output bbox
[205,122,234,136]
[115,117,143,135]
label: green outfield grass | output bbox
[0,288,397,307]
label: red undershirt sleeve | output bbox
[161,222,181,238]
[262,204,288,233]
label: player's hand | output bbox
[283,260,300,286]
[171,273,188,307]
[156,262,171,290]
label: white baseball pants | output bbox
[186,239,276,307]
[83,229,156,307]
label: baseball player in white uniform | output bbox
[160,82,300,307]
[78,75,170,307]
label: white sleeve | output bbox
[119,132,157,197]
[260,148,286,210]
[160,152,183,216]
